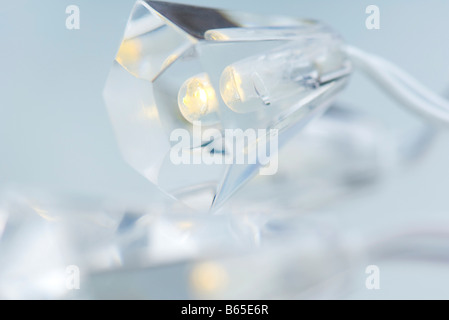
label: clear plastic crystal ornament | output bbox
[103,1,352,210]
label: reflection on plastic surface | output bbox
[0,106,442,299]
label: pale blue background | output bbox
[1,0,449,299]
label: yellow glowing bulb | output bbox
[220,66,245,112]
[220,64,274,113]
[178,73,219,125]
[190,262,229,294]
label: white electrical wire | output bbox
[344,45,449,125]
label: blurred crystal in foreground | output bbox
[103,1,351,209]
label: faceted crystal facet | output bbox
[103,1,351,210]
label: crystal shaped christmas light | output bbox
[103,1,351,210]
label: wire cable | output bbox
[344,45,449,126]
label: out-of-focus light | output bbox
[190,262,229,294]
[116,39,142,66]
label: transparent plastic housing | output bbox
[103,1,352,209]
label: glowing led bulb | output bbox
[178,73,219,125]
[220,64,274,114]
[219,45,350,114]
[220,66,245,112]
[220,55,320,114]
